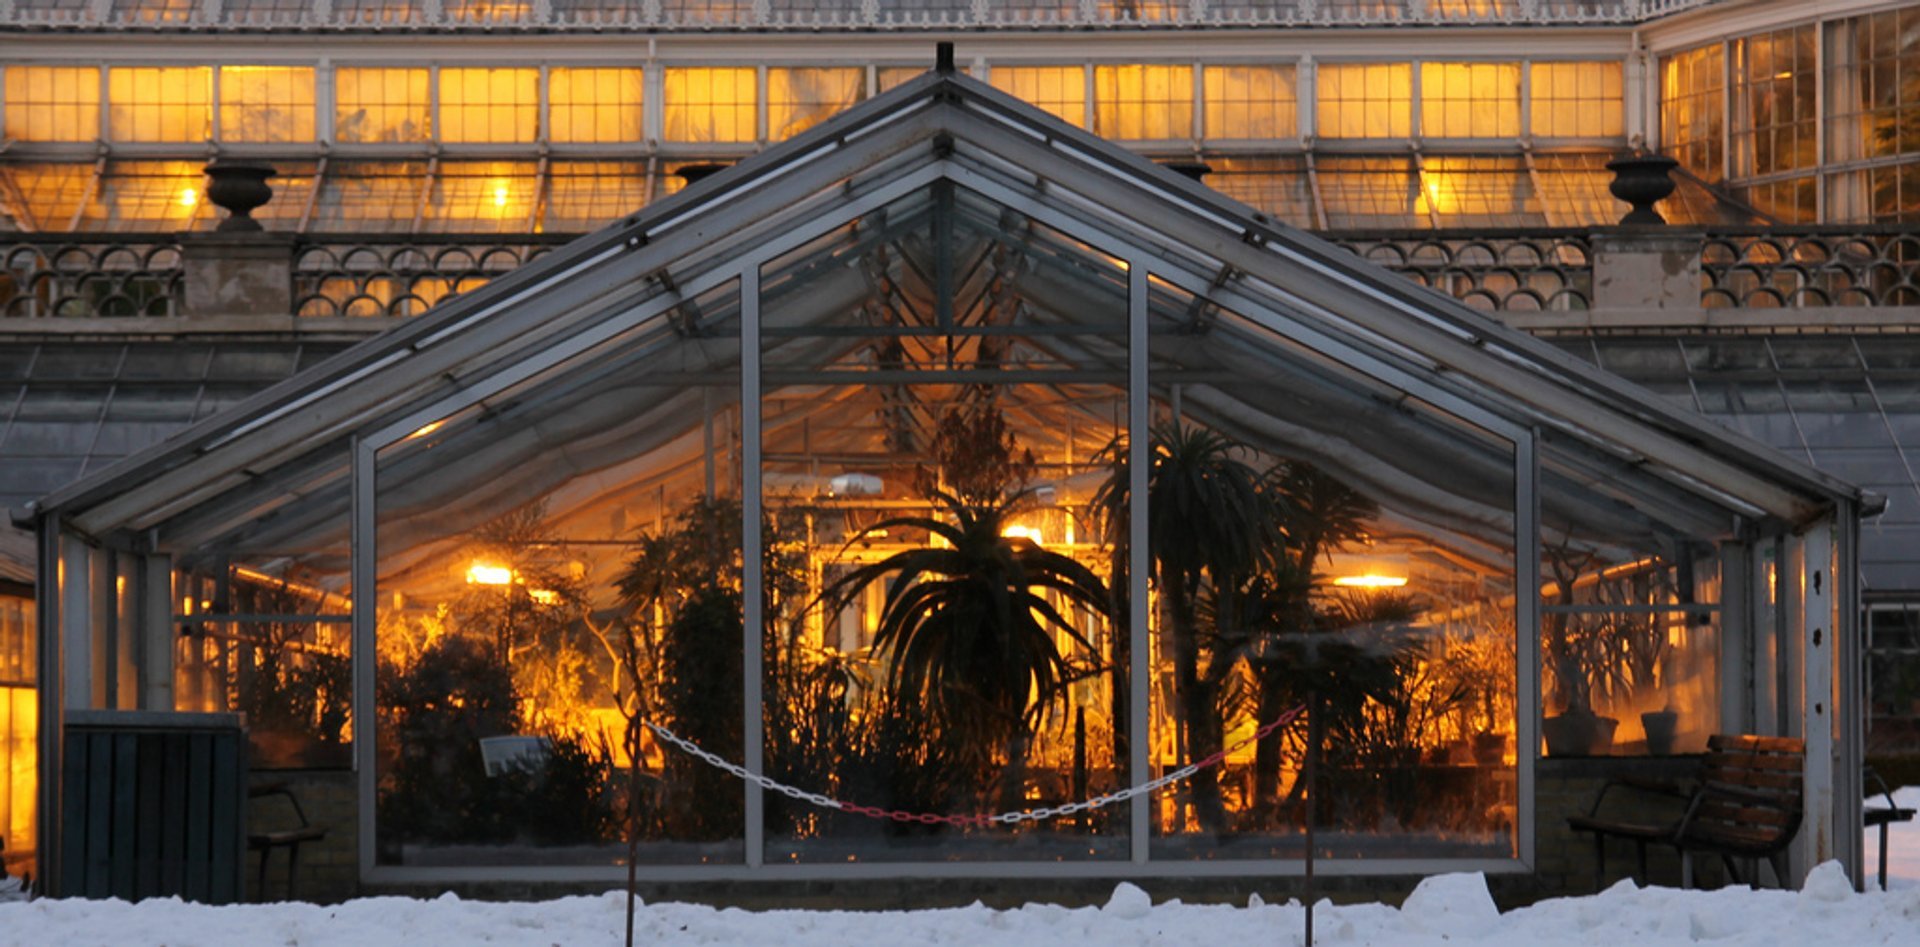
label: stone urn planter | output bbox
[1542,709,1619,756]
[1605,154,1679,226]
[203,160,277,232]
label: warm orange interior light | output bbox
[466,563,513,586]
[529,588,559,605]
[407,419,444,440]
[491,182,511,209]
[1333,574,1409,588]
[1001,525,1043,544]
[177,187,199,209]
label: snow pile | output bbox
[5,864,1920,947]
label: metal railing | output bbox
[0,0,1721,31]
[0,235,184,318]
[1330,229,1595,312]
[291,234,570,318]
[7,225,1918,321]
[1700,227,1920,310]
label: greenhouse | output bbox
[22,61,1869,889]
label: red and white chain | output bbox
[642,702,1305,828]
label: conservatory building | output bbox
[15,63,1872,898]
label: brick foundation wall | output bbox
[313,756,1743,908]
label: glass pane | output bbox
[107,66,211,142]
[758,185,1131,863]
[1661,44,1726,183]
[767,67,863,141]
[663,67,757,143]
[3,66,101,142]
[1529,62,1623,139]
[549,68,643,143]
[1146,279,1517,861]
[375,280,744,868]
[1419,62,1519,139]
[1203,65,1297,140]
[1316,63,1411,139]
[218,66,316,143]
[545,160,648,231]
[79,160,214,232]
[439,68,538,144]
[423,160,539,232]
[334,67,431,143]
[1094,63,1193,141]
[1538,541,1722,758]
[310,160,426,232]
[989,65,1086,128]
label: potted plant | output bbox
[1541,548,1621,756]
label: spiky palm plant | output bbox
[1094,420,1274,832]
[818,487,1108,808]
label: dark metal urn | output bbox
[1605,153,1679,226]
[203,160,277,232]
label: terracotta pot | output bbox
[1641,710,1680,756]
[1542,710,1620,756]
[1472,731,1508,767]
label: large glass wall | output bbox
[1144,280,1518,861]
[0,591,32,879]
[372,281,746,868]
[757,191,1132,862]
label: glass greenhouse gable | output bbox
[21,62,1872,889]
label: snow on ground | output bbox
[2,797,1916,947]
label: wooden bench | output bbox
[247,782,329,902]
[1567,734,1804,890]
[1865,766,1915,891]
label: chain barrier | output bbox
[641,702,1307,828]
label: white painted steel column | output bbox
[1515,430,1539,868]
[1719,542,1751,735]
[1128,261,1149,865]
[351,437,378,883]
[741,265,765,868]
[60,534,91,711]
[138,554,174,710]
[1795,520,1834,886]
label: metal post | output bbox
[1304,688,1317,947]
[1127,262,1150,864]
[740,266,765,868]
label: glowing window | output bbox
[1094,64,1193,140]
[1316,63,1411,139]
[768,67,863,141]
[107,67,211,142]
[663,67,757,143]
[217,66,316,143]
[877,67,922,94]
[79,161,211,232]
[1732,26,1817,177]
[548,68,643,143]
[1316,155,1426,229]
[1418,155,1540,227]
[1419,62,1519,138]
[1533,154,1628,227]
[1529,62,1623,138]
[990,66,1086,128]
[310,160,426,232]
[0,163,93,231]
[439,68,538,144]
[335,67,431,143]
[425,161,539,232]
[546,161,649,231]
[1204,155,1312,226]
[1827,10,1920,165]
[3,67,101,142]
[1203,65,1297,140]
[1661,45,1725,183]
[1737,175,1817,223]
